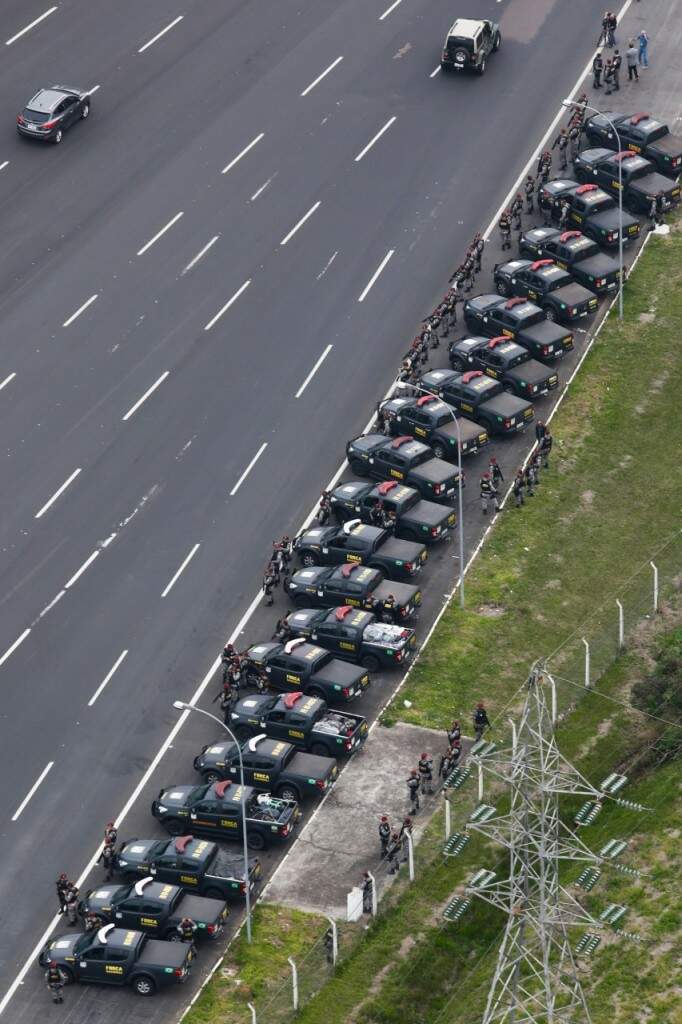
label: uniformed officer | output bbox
[386,831,402,874]
[531,449,543,483]
[479,472,499,516]
[473,232,485,272]
[378,593,396,623]
[537,150,552,183]
[473,702,491,742]
[462,253,475,293]
[498,210,512,251]
[64,884,79,925]
[488,455,504,489]
[540,430,553,469]
[449,738,462,768]
[568,123,582,161]
[378,815,391,857]
[418,752,434,795]
[272,617,291,642]
[99,841,115,881]
[438,748,452,780]
[407,768,420,814]
[513,469,525,508]
[56,873,70,915]
[524,175,535,214]
[510,193,523,232]
[448,281,461,327]
[84,910,100,932]
[552,128,569,170]
[177,916,198,956]
[104,821,118,848]
[592,51,603,88]
[323,925,335,965]
[535,419,547,444]
[263,563,277,606]
[46,961,65,1004]
[361,872,374,913]
[399,817,413,863]
[447,719,461,746]
[523,463,535,497]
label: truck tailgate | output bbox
[289,751,337,780]
[179,894,227,923]
[138,939,188,968]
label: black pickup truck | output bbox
[38,924,192,996]
[345,433,460,502]
[448,335,558,399]
[293,520,427,579]
[283,605,417,672]
[538,179,641,247]
[152,781,301,851]
[419,368,534,435]
[378,394,488,459]
[518,228,621,295]
[244,639,370,703]
[78,877,228,941]
[193,734,337,801]
[584,110,682,177]
[285,563,421,621]
[114,835,261,901]
[463,294,574,361]
[574,148,680,214]
[329,480,455,544]
[229,691,368,757]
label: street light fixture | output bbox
[172,700,252,943]
[392,382,465,608]
[561,98,624,320]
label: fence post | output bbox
[582,638,590,688]
[508,717,517,755]
[406,831,415,882]
[650,562,659,612]
[444,794,451,839]
[325,916,338,966]
[616,599,624,649]
[288,957,298,1012]
[477,761,484,801]
[548,673,557,726]
[367,871,378,917]
[247,1002,257,1024]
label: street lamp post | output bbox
[393,382,465,608]
[562,98,624,320]
[172,700,252,943]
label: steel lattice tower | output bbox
[460,665,639,1024]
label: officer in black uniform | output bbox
[489,455,504,489]
[498,210,512,251]
[46,961,65,1004]
[513,469,525,508]
[480,472,499,516]
[540,430,553,469]
[104,821,118,848]
[473,702,491,741]
[361,872,374,913]
[56,874,70,914]
[510,193,523,232]
[323,925,335,965]
[407,768,420,814]
[399,817,413,863]
[552,127,569,170]
[99,842,115,881]
[177,916,198,956]
[418,752,434,794]
[447,719,461,746]
[524,175,535,214]
[473,232,485,272]
[592,51,603,88]
[535,419,547,444]
[386,831,402,874]
[378,815,391,857]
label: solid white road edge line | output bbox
[429,65,441,78]
[182,235,220,275]
[88,650,129,707]
[0,161,9,171]
[122,371,170,421]
[221,133,265,175]
[358,249,395,301]
[64,550,100,590]
[5,6,57,46]
[379,0,403,21]
[62,294,98,327]
[34,468,82,519]
[161,544,201,598]
[295,344,333,399]
[204,280,251,330]
[0,0,640,1010]
[280,201,321,246]
[300,55,344,96]
[355,116,397,162]
[0,373,16,392]
[11,762,54,821]
[138,14,184,54]
[229,443,268,496]
[0,628,31,669]
[136,211,184,256]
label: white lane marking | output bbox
[182,235,219,275]
[38,590,65,619]
[295,344,333,399]
[136,211,183,256]
[161,543,201,598]
[64,550,100,590]
[229,443,268,496]
[204,280,251,331]
[88,84,101,95]
[122,371,170,421]
[379,0,403,20]
[354,116,397,163]
[5,6,57,45]
[138,14,184,53]
[300,55,344,96]
[429,65,441,78]
[250,177,273,202]
[0,628,31,669]
[0,161,9,172]
[11,762,54,821]
[0,372,16,392]
[62,293,98,327]
[88,650,128,707]
[316,250,338,280]
[221,132,264,175]
[35,468,82,519]
[358,249,395,302]
[280,201,321,246]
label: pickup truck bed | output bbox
[138,939,188,969]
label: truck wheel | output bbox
[300,551,319,568]
[132,974,157,996]
[275,783,300,802]
[204,887,225,900]
[361,654,381,673]
[454,49,468,64]
[493,33,501,51]
[163,818,186,837]
[202,770,222,785]
[246,831,266,851]
[311,742,329,757]
[350,459,368,477]
[432,442,446,460]
[496,279,510,297]
[543,306,557,322]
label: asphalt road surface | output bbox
[0,0,644,1019]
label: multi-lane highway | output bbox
[0,0,624,1018]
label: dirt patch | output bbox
[581,490,594,508]
[545,579,562,590]
[638,312,656,323]
[476,603,505,617]
[367,962,393,997]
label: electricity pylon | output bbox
[449,664,644,1023]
